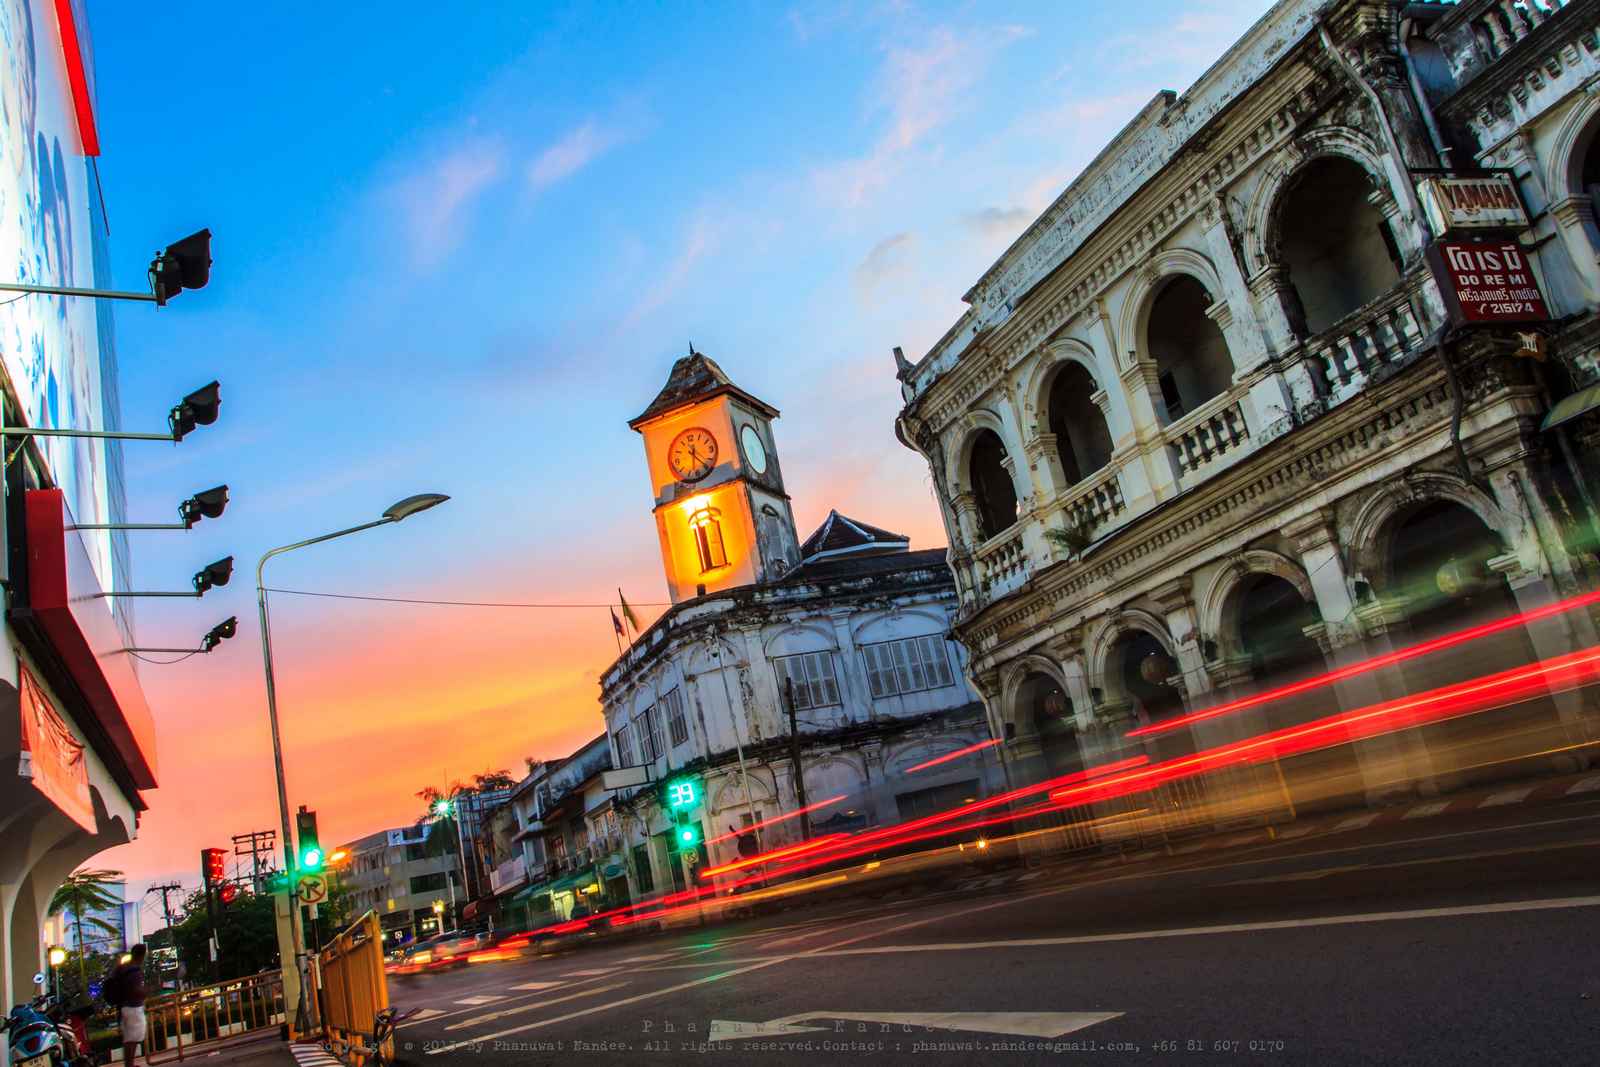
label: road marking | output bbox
[708,1010,1123,1042]
[564,967,620,976]
[617,952,673,962]
[405,1008,446,1021]
[453,995,505,1006]
[1572,775,1600,794]
[443,983,627,1031]
[1222,864,1367,885]
[425,883,1046,1054]
[1484,786,1536,807]
[1403,802,1449,819]
[288,1047,341,1067]
[1333,814,1378,832]
[397,973,619,1028]
[799,895,1600,959]
[509,980,562,991]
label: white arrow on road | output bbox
[708,1011,1122,1042]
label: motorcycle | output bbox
[2,992,93,1067]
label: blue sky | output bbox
[83,0,1273,893]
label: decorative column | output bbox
[1119,357,1179,507]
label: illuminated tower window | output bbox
[689,507,728,572]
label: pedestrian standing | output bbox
[104,944,148,1067]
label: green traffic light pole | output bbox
[255,493,449,1035]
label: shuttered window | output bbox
[663,687,689,747]
[775,651,841,711]
[862,635,955,699]
[614,724,635,767]
[637,706,662,762]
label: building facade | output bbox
[337,827,464,947]
[1,0,158,1012]
[601,354,1003,903]
[895,0,1600,834]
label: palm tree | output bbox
[49,869,123,984]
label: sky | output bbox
[83,0,1273,913]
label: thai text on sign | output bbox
[1428,239,1550,326]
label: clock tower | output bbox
[630,350,801,604]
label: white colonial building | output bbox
[600,353,1002,901]
[895,0,1600,834]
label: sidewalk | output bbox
[146,1029,295,1067]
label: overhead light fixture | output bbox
[169,381,222,441]
[150,229,213,306]
[193,556,234,595]
[202,616,238,652]
[181,485,230,528]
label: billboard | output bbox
[0,0,121,592]
[1417,173,1529,235]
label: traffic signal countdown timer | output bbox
[201,847,238,905]
[664,776,702,852]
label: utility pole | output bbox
[232,830,277,892]
[145,884,185,990]
[783,678,812,841]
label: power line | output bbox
[263,588,672,609]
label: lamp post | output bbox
[256,493,448,1033]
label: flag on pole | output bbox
[618,589,639,634]
[610,609,625,637]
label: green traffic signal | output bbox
[301,847,323,871]
[674,820,701,851]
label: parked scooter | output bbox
[1,980,93,1067]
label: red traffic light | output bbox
[201,847,226,885]
[218,883,238,905]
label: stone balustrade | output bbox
[974,524,1028,601]
[1060,465,1127,537]
[1307,279,1434,407]
[1166,393,1251,486]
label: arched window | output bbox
[1147,276,1235,422]
[1111,631,1183,721]
[969,429,1018,540]
[1582,126,1600,216]
[1047,363,1113,486]
[1234,574,1323,685]
[1277,157,1403,334]
[1015,671,1081,776]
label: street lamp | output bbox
[256,492,449,1032]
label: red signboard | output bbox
[19,664,95,831]
[1427,239,1550,326]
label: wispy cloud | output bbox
[527,120,629,193]
[853,231,917,305]
[813,24,1029,210]
[619,214,718,332]
[391,136,506,267]
[962,206,1033,241]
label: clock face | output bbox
[667,427,719,482]
[740,424,769,474]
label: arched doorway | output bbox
[1047,363,1113,487]
[1147,276,1235,422]
[1582,124,1600,216]
[1110,631,1184,724]
[969,429,1018,540]
[1276,157,1403,334]
[1235,574,1324,687]
[1015,670,1082,777]
[1386,499,1549,789]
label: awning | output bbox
[1542,383,1600,431]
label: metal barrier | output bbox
[145,970,285,1061]
[319,910,390,1064]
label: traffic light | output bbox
[296,807,322,870]
[180,485,229,528]
[217,883,239,906]
[168,380,222,439]
[672,811,701,852]
[200,848,226,886]
[192,556,234,595]
[201,617,237,652]
[150,229,212,306]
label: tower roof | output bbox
[629,349,779,429]
[799,509,910,564]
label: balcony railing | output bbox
[1472,0,1566,61]
[974,524,1028,600]
[1308,279,1434,406]
[1165,392,1250,487]
[1060,465,1127,536]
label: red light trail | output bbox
[1127,587,1600,739]
[704,795,848,846]
[697,833,848,879]
[903,738,1002,774]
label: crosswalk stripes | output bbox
[405,1008,446,1022]
[289,1043,341,1067]
[510,980,562,991]
[454,994,506,1006]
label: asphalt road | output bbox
[385,795,1600,1066]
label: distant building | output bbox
[600,353,1002,902]
[47,880,135,956]
[337,827,464,946]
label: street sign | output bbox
[296,874,328,905]
[1426,239,1550,326]
[602,765,653,790]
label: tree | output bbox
[416,783,464,859]
[473,770,515,791]
[49,869,123,985]
[170,889,279,983]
